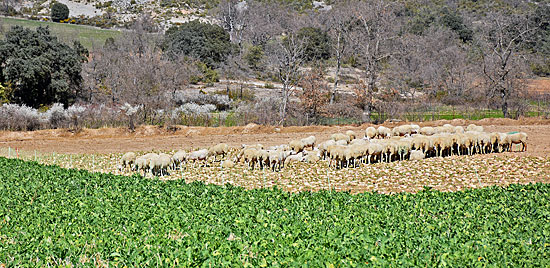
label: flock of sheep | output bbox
[118,123,528,175]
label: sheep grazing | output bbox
[497,133,510,152]
[466,124,484,132]
[305,153,320,164]
[135,155,150,175]
[396,139,412,161]
[135,153,158,175]
[326,145,346,168]
[331,133,350,143]
[289,139,306,154]
[365,127,377,140]
[376,126,392,139]
[506,132,528,152]
[410,124,420,134]
[208,143,230,161]
[119,152,136,172]
[171,150,187,169]
[366,143,384,164]
[186,149,209,167]
[317,140,336,160]
[221,159,235,169]
[268,150,291,171]
[238,148,262,170]
[420,127,435,136]
[300,136,316,150]
[409,150,425,160]
[392,125,412,137]
[149,154,171,176]
[285,152,304,164]
[345,130,357,140]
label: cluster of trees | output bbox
[1,0,549,127]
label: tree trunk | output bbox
[280,86,288,126]
[502,97,509,118]
[331,34,342,105]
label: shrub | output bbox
[297,27,331,62]
[51,2,69,22]
[173,90,231,110]
[44,103,68,129]
[0,103,41,131]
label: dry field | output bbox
[1,117,549,194]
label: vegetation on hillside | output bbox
[0,0,549,129]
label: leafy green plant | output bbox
[0,157,548,266]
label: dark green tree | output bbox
[0,26,88,108]
[163,20,234,67]
[439,8,473,42]
[51,2,69,22]
[297,27,331,62]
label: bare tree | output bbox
[477,12,537,118]
[352,0,403,121]
[389,28,477,104]
[83,18,196,124]
[214,0,249,52]
[322,1,356,104]
[298,68,329,123]
[1,0,19,15]
[240,1,290,46]
[266,33,307,125]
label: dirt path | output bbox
[1,117,549,156]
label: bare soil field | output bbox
[1,117,549,156]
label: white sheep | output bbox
[366,143,384,164]
[238,148,262,170]
[119,152,136,172]
[454,126,465,133]
[300,136,316,150]
[410,124,420,134]
[186,149,209,167]
[376,126,392,139]
[135,153,158,175]
[317,140,336,160]
[289,139,306,154]
[208,143,230,161]
[345,130,357,140]
[365,127,377,140]
[409,150,425,160]
[420,127,435,136]
[392,125,412,137]
[221,159,235,169]
[506,132,528,152]
[466,124,484,132]
[497,133,509,152]
[285,152,304,164]
[171,150,187,169]
[149,153,171,176]
[331,133,351,143]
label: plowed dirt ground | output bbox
[1,117,549,156]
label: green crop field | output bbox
[0,157,548,266]
[0,16,121,49]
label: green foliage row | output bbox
[0,157,548,266]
